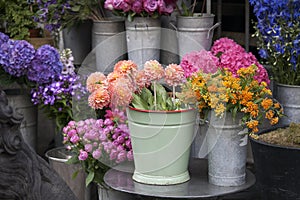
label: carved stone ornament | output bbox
[0,90,78,200]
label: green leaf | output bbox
[141,88,154,107]
[131,93,149,110]
[72,170,80,180]
[66,155,79,165]
[85,171,95,187]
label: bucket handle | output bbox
[207,22,221,39]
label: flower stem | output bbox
[173,85,175,103]
[154,82,157,110]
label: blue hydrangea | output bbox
[27,45,63,84]
[1,40,35,77]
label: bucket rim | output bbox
[45,147,73,162]
[127,106,195,114]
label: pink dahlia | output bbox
[88,87,110,110]
[144,60,165,81]
[86,72,108,93]
[113,60,138,75]
[134,70,149,91]
[165,64,185,86]
[109,77,133,108]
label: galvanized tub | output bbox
[125,17,161,69]
[63,21,92,65]
[92,18,127,75]
[46,147,93,200]
[127,107,197,185]
[176,14,220,57]
[275,83,300,125]
[207,111,248,186]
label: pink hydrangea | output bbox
[211,37,245,56]
[180,50,219,77]
[164,64,185,86]
[211,37,270,84]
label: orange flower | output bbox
[241,90,253,105]
[270,117,279,125]
[274,102,281,109]
[245,101,259,117]
[114,60,137,75]
[261,98,273,110]
[88,87,110,110]
[265,110,274,119]
[246,120,259,129]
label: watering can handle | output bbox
[207,22,221,39]
[169,22,177,31]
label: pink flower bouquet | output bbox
[87,59,189,111]
[104,0,178,21]
[180,37,270,85]
[63,109,133,186]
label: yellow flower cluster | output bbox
[186,65,284,134]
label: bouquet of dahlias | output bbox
[63,109,133,186]
[250,0,300,85]
[104,0,178,21]
[86,59,189,112]
[182,64,283,134]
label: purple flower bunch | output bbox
[35,0,71,31]
[0,33,35,77]
[62,109,133,185]
[249,0,300,85]
[28,45,63,84]
[0,32,63,85]
[104,0,178,21]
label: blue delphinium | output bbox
[28,44,63,84]
[250,0,300,85]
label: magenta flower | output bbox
[116,150,127,163]
[78,150,88,161]
[158,0,175,15]
[131,0,143,13]
[143,0,158,13]
[85,144,93,153]
[92,149,102,159]
[127,150,134,161]
[70,134,80,144]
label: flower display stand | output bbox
[103,159,255,199]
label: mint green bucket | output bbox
[127,107,197,185]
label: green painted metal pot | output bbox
[127,107,197,185]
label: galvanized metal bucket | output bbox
[160,14,179,65]
[46,147,93,200]
[275,83,300,125]
[63,21,92,65]
[127,107,197,185]
[176,14,220,57]
[207,111,248,186]
[92,18,127,75]
[125,17,161,69]
[4,87,37,150]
